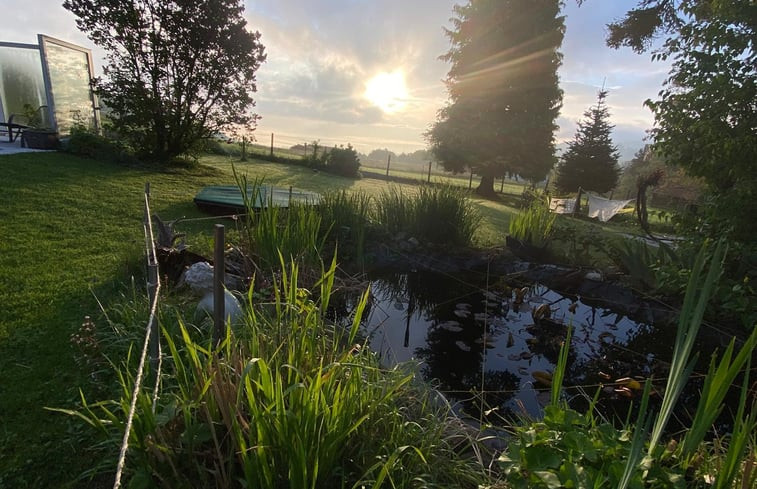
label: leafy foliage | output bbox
[323,144,361,178]
[63,0,266,163]
[427,0,564,195]
[555,90,621,194]
[607,0,757,242]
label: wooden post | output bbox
[469,171,473,189]
[500,177,505,193]
[427,161,432,183]
[213,224,225,347]
[288,185,293,205]
[270,132,274,156]
[385,154,391,176]
[574,187,583,215]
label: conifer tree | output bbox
[427,0,565,197]
[555,90,620,194]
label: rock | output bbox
[195,290,244,325]
[407,237,421,248]
[585,270,603,281]
[182,261,245,294]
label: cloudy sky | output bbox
[4,0,668,160]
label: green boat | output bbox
[194,185,321,213]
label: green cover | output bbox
[194,185,320,212]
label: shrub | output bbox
[412,184,481,245]
[62,125,137,164]
[323,144,361,177]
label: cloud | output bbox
[4,0,671,155]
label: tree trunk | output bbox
[475,174,498,199]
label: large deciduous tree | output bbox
[555,90,621,194]
[63,0,266,163]
[426,0,565,197]
[603,0,757,239]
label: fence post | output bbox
[469,171,473,189]
[289,185,293,205]
[500,177,505,193]
[427,161,432,183]
[213,224,225,346]
[385,154,391,176]
[270,132,274,156]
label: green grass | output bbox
[0,154,224,487]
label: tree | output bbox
[555,90,621,194]
[602,0,757,239]
[63,0,266,163]
[426,0,564,197]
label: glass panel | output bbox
[0,45,47,124]
[43,40,94,134]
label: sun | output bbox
[364,71,408,113]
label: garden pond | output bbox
[352,267,741,428]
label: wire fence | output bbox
[234,130,531,193]
[112,184,163,489]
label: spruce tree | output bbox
[555,90,620,194]
[426,0,565,197]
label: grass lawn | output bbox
[0,151,663,487]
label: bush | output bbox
[323,144,361,177]
[62,125,137,164]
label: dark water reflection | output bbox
[360,270,722,426]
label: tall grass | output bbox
[61,259,489,488]
[317,190,372,265]
[233,169,324,270]
[374,184,481,246]
[508,198,556,248]
[374,186,413,237]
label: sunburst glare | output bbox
[364,71,408,113]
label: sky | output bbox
[3,0,669,161]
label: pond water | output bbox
[359,270,720,425]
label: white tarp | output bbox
[587,194,634,222]
[549,197,576,214]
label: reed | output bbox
[60,258,489,488]
[317,190,372,264]
[374,184,481,246]
[508,197,556,248]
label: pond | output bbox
[357,269,730,427]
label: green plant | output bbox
[508,197,556,248]
[607,237,679,290]
[318,190,372,264]
[498,239,757,488]
[412,184,481,245]
[323,144,361,177]
[374,185,414,237]
[57,258,489,488]
[374,184,481,246]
